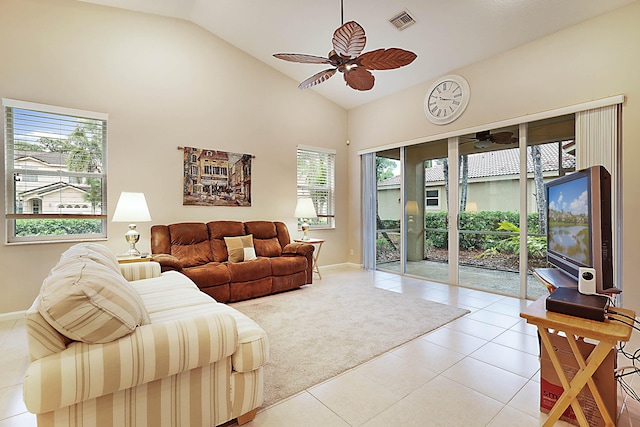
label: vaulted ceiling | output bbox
[79,0,636,110]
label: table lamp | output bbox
[112,192,152,255]
[294,197,317,241]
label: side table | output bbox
[294,238,324,279]
[116,254,152,264]
[520,297,634,426]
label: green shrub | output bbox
[378,219,400,230]
[15,219,103,237]
[423,211,546,252]
[478,220,547,258]
[376,237,394,252]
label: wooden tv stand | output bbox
[521,297,634,426]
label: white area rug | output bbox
[231,281,470,407]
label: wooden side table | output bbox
[520,297,634,426]
[294,238,325,279]
[116,254,151,264]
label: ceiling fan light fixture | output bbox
[273,1,417,91]
[474,139,493,149]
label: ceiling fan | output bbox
[463,131,518,149]
[273,2,417,91]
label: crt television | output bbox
[545,165,619,294]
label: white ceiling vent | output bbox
[389,10,416,31]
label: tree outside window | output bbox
[296,146,336,229]
[3,99,107,243]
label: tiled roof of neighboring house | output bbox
[378,175,401,187]
[378,144,575,187]
[20,182,88,197]
[15,150,68,166]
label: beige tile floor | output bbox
[2,266,640,427]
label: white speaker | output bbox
[578,267,597,295]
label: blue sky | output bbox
[548,175,589,215]
[13,108,79,144]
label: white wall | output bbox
[0,0,348,313]
[347,1,640,338]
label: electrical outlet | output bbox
[350,249,354,256]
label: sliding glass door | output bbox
[456,127,521,296]
[405,140,449,282]
[375,150,401,273]
[369,106,617,299]
[526,115,576,299]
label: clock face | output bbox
[424,75,470,125]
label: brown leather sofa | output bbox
[150,220,314,302]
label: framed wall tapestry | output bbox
[182,146,252,206]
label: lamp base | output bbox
[301,221,310,241]
[124,224,141,256]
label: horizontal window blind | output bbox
[297,145,336,228]
[3,98,108,242]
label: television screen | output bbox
[544,165,618,294]
[547,175,590,267]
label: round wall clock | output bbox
[424,75,470,125]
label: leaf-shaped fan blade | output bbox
[273,53,330,64]
[298,68,337,90]
[358,48,417,70]
[344,67,375,91]
[492,132,517,144]
[332,21,366,59]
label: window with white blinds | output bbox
[3,98,108,243]
[296,145,336,229]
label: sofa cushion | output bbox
[226,257,272,282]
[168,222,214,267]
[130,271,268,372]
[270,256,307,276]
[38,256,150,343]
[224,235,257,263]
[253,237,283,257]
[182,262,231,288]
[207,221,246,262]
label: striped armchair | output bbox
[23,243,268,427]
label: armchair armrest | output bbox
[23,312,238,414]
[282,242,315,257]
[120,261,161,282]
[151,253,183,272]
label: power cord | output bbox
[608,309,640,404]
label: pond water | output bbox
[548,224,589,265]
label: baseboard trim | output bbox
[0,310,26,322]
[318,262,362,271]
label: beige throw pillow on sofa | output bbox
[224,235,257,263]
[38,256,150,344]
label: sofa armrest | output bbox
[119,261,161,282]
[282,242,315,257]
[151,253,183,272]
[23,312,238,414]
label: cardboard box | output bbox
[540,332,616,427]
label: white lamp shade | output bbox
[294,197,317,218]
[112,192,152,222]
[405,200,419,216]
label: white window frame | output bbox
[296,145,336,229]
[425,188,440,210]
[3,98,108,244]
